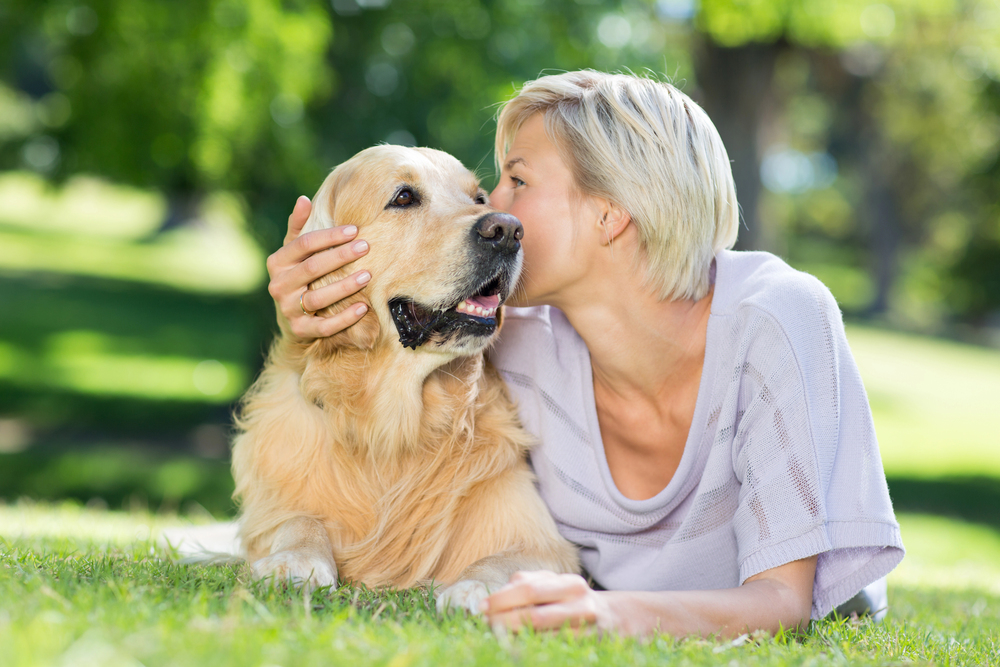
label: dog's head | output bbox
[302,145,523,360]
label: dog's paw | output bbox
[251,550,337,590]
[436,579,491,615]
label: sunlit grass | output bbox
[0,172,265,294]
[0,172,164,240]
[0,450,235,517]
[894,513,1000,596]
[846,324,1000,478]
[0,502,998,666]
[0,333,246,402]
[0,500,208,546]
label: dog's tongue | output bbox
[467,294,500,310]
[456,293,501,317]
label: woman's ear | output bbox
[596,199,631,246]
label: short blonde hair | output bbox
[495,70,739,302]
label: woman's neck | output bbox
[553,260,714,411]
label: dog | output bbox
[230,145,579,612]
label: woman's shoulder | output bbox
[713,249,841,328]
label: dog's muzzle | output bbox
[388,213,523,350]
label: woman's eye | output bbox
[510,176,525,187]
[392,189,415,207]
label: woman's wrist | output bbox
[598,590,672,637]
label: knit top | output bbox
[488,249,904,619]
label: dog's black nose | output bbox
[474,213,523,253]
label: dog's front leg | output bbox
[250,516,338,592]
[436,550,556,614]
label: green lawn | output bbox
[846,325,1000,479]
[1,502,998,666]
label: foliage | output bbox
[0,0,332,195]
[1,1,999,466]
[0,448,235,516]
[698,0,1000,324]
[2,0,999,320]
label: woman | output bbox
[266,71,904,637]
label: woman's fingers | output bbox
[298,270,371,316]
[288,299,369,341]
[488,601,597,633]
[482,572,608,635]
[266,228,370,322]
[280,270,371,340]
[268,196,374,342]
[282,236,369,293]
[482,571,589,614]
[267,225,361,278]
[283,195,312,246]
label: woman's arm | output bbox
[481,555,818,638]
[267,195,372,340]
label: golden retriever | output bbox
[230,145,579,612]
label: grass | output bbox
[846,324,1000,478]
[1,502,998,667]
[0,172,265,294]
[0,170,270,433]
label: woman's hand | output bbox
[267,195,372,340]
[481,571,616,634]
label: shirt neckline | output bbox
[574,255,726,513]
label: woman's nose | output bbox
[489,185,511,212]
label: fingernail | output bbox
[356,271,371,285]
[297,195,310,207]
[355,304,368,316]
[343,225,358,237]
[353,240,368,253]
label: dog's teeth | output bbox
[457,302,466,312]
[476,306,484,315]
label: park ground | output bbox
[2,323,1000,666]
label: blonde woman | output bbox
[265,71,903,637]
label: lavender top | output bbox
[489,249,904,619]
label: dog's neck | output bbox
[292,339,486,459]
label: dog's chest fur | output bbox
[232,339,534,588]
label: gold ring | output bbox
[299,291,315,316]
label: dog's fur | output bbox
[231,145,578,611]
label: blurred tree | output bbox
[0,0,334,230]
[947,77,1000,324]
[693,0,875,252]
[695,0,1000,324]
[2,0,998,326]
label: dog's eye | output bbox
[391,188,416,208]
[475,193,488,205]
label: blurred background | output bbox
[0,0,998,564]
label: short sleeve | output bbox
[730,280,904,619]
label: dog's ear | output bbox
[300,160,382,352]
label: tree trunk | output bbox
[862,137,900,316]
[693,40,782,252]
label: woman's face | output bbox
[489,113,592,307]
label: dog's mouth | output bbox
[389,274,507,350]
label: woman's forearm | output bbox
[600,575,814,638]
[482,556,817,637]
